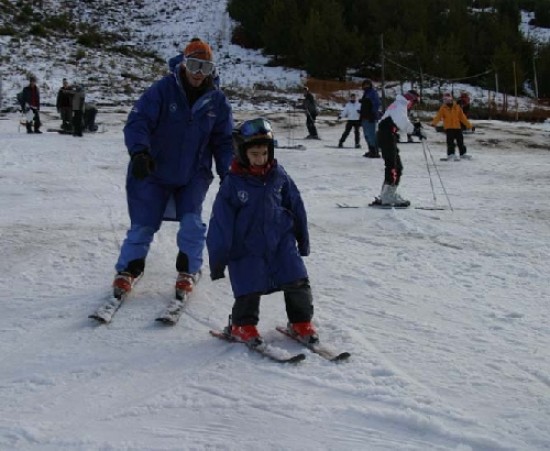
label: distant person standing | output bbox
[19,76,41,134]
[303,87,320,139]
[360,79,381,158]
[56,78,73,131]
[337,93,361,148]
[71,84,85,137]
[457,91,471,117]
[457,91,471,131]
[431,92,473,160]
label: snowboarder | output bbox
[337,93,362,148]
[207,118,318,346]
[360,79,381,158]
[372,90,425,207]
[112,38,234,300]
[431,92,473,160]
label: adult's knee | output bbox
[179,213,206,238]
[127,224,156,244]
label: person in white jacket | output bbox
[371,90,425,207]
[337,93,362,148]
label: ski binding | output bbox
[275,326,350,362]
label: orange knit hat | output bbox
[184,38,213,61]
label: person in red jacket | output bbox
[19,76,41,134]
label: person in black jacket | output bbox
[303,87,320,139]
[71,85,85,137]
[19,76,42,134]
[56,78,73,131]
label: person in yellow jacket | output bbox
[431,92,473,161]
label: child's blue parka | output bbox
[207,161,310,297]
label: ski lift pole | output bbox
[425,140,454,212]
[420,139,437,204]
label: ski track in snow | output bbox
[1,113,549,450]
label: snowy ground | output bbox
[1,109,549,451]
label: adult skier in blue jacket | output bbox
[112,38,234,300]
[207,118,318,346]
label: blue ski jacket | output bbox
[207,161,310,297]
[124,70,233,187]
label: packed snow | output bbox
[1,106,549,450]
[1,0,550,449]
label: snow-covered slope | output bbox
[1,109,549,450]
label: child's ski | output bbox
[275,326,350,362]
[210,329,306,364]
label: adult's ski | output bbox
[156,272,202,325]
[275,326,351,362]
[89,274,143,324]
[155,294,189,325]
[210,329,306,364]
[89,293,128,324]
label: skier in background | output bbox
[337,93,362,149]
[431,92,473,160]
[360,79,381,158]
[207,118,318,346]
[111,38,233,300]
[371,90,425,207]
[303,87,320,139]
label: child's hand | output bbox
[210,265,226,280]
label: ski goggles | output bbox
[185,57,215,76]
[239,118,273,139]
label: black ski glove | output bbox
[298,241,310,257]
[131,150,156,180]
[210,264,226,281]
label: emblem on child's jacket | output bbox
[238,190,249,203]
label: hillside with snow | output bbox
[0,0,305,110]
[1,107,550,450]
[1,1,550,112]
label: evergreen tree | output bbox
[301,0,362,78]
[535,43,550,97]
[261,0,302,64]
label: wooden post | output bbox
[513,61,518,121]
[380,34,386,111]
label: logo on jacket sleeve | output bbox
[169,103,178,113]
[238,190,249,203]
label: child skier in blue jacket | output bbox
[206,118,318,346]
